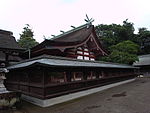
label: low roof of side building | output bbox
[133,54,150,66]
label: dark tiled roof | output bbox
[133,54,150,66]
[7,55,137,70]
[31,24,107,56]
[51,24,93,42]
[0,29,23,50]
[32,24,93,50]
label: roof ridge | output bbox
[0,29,13,35]
[50,23,92,40]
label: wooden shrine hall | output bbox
[4,22,138,107]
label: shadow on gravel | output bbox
[141,81,146,83]
[86,105,101,110]
[83,105,101,112]
[112,91,127,97]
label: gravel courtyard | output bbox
[2,77,150,113]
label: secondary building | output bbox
[133,54,150,76]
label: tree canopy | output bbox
[100,40,139,64]
[18,24,39,49]
[95,19,136,50]
[95,20,144,64]
[137,27,150,54]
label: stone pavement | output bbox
[2,77,150,113]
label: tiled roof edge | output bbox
[8,54,134,68]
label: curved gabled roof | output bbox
[31,24,107,56]
[32,24,93,50]
[51,24,93,42]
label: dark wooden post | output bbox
[101,70,105,78]
[83,71,88,80]
[95,71,99,79]
[42,67,45,97]
[73,72,76,81]
[66,71,72,82]
[63,72,67,82]
[27,69,30,94]
[90,71,93,79]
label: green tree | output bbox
[95,20,136,50]
[137,27,150,54]
[18,24,39,49]
[100,40,139,64]
[122,19,135,41]
[95,24,118,50]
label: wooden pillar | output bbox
[27,69,30,94]
[101,70,105,78]
[42,68,45,86]
[43,68,48,98]
[66,71,72,82]
[95,71,99,79]
[63,72,67,82]
[72,72,76,81]
[83,71,88,80]
[41,67,46,97]
[90,71,93,79]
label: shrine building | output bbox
[1,22,138,107]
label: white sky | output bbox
[0,0,150,42]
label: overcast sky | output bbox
[0,0,150,42]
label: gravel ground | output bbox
[2,77,150,113]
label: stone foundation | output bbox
[0,91,21,109]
